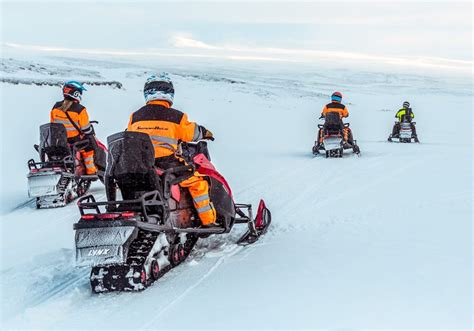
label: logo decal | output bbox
[88,248,111,256]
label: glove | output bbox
[200,126,215,141]
[204,129,215,141]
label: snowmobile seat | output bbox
[105,131,162,201]
[39,123,71,162]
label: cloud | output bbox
[3,39,472,74]
[172,36,219,50]
[170,36,473,72]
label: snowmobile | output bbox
[388,116,419,143]
[312,112,360,158]
[27,122,106,208]
[73,131,271,293]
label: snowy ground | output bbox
[0,56,472,329]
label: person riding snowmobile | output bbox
[390,101,419,142]
[316,91,355,148]
[50,81,97,174]
[127,73,217,227]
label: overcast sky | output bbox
[1,1,472,73]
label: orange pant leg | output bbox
[180,174,216,225]
[343,128,349,142]
[80,149,97,175]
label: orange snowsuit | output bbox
[320,102,350,142]
[50,101,97,174]
[127,100,216,225]
[322,102,349,119]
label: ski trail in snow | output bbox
[25,272,88,310]
[140,245,243,330]
[5,198,36,215]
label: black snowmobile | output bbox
[388,115,420,143]
[27,122,106,208]
[312,112,360,158]
[73,131,271,293]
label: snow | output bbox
[0,55,472,329]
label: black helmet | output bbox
[62,80,86,103]
[403,101,410,108]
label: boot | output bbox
[313,142,321,154]
[202,219,222,228]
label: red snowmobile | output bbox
[27,122,107,208]
[73,131,271,293]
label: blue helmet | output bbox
[144,73,174,105]
[63,80,87,103]
[331,91,342,103]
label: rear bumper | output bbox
[27,170,71,197]
[75,224,138,267]
[323,136,342,151]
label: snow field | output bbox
[0,57,472,329]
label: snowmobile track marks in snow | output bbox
[141,244,243,329]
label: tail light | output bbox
[97,213,120,220]
[81,212,135,221]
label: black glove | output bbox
[85,133,98,150]
[200,126,215,141]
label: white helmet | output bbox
[143,73,174,105]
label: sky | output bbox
[0,1,472,74]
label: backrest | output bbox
[324,112,343,132]
[401,114,412,123]
[39,123,70,162]
[106,131,161,200]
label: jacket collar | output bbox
[147,100,171,108]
